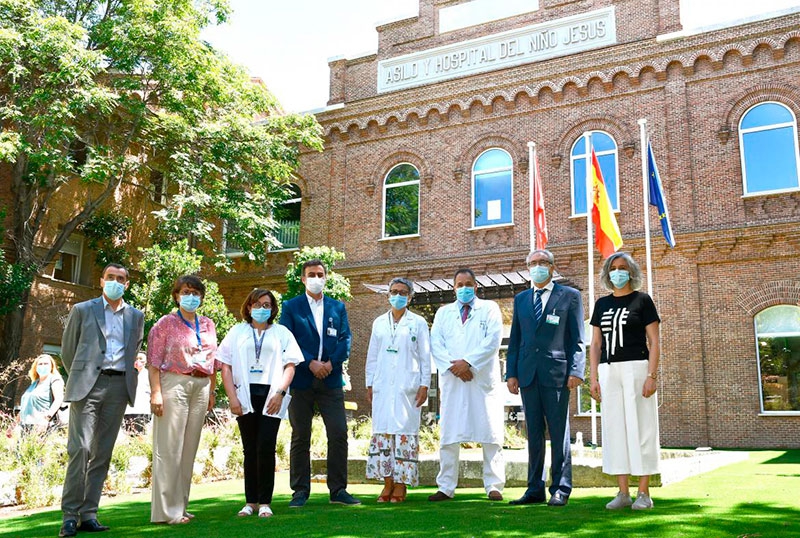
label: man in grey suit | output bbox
[506,249,585,507]
[59,263,144,537]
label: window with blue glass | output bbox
[570,132,619,216]
[472,149,513,228]
[383,163,420,238]
[739,102,800,196]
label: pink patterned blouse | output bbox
[147,312,218,375]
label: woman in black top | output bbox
[589,252,661,511]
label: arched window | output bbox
[755,305,800,413]
[570,131,619,216]
[472,148,513,228]
[275,183,301,249]
[383,164,420,238]
[739,102,800,195]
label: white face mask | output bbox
[305,277,325,295]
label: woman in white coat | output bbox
[365,277,431,503]
[218,289,302,518]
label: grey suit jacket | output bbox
[61,297,145,405]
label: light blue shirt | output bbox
[102,297,126,370]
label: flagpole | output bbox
[528,141,536,251]
[638,118,654,297]
[583,131,597,447]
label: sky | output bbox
[202,0,800,113]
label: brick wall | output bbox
[281,1,800,448]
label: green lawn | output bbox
[2,450,798,538]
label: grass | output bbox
[1,450,798,538]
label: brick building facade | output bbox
[220,0,800,449]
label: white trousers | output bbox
[599,361,660,476]
[436,442,505,497]
[151,372,209,523]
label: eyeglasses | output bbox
[389,290,410,296]
[179,290,202,297]
[254,300,272,308]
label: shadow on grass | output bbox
[3,492,799,538]
[762,451,800,465]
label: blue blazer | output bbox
[506,283,586,389]
[279,294,352,390]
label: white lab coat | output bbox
[216,322,303,415]
[366,309,431,434]
[431,297,504,445]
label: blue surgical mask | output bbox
[36,364,51,378]
[389,294,408,310]
[609,269,630,289]
[251,307,271,323]
[180,294,202,312]
[103,280,125,301]
[529,265,551,285]
[456,286,475,304]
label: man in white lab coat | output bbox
[428,268,505,502]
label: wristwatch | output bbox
[647,372,658,380]
[276,389,287,396]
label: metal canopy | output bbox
[363,271,577,306]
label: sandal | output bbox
[258,505,273,518]
[390,484,407,503]
[167,516,190,525]
[377,493,391,503]
[237,505,255,517]
[184,512,195,519]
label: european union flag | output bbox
[647,141,676,247]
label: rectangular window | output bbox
[51,235,85,284]
[758,335,800,412]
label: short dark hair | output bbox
[102,262,129,280]
[301,259,327,276]
[240,288,278,325]
[453,267,476,283]
[171,274,206,306]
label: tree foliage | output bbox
[0,0,323,370]
[80,210,132,268]
[284,246,352,302]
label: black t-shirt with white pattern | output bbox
[590,291,660,363]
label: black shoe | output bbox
[548,491,569,506]
[58,520,77,537]
[77,519,110,532]
[509,494,546,505]
[289,493,309,508]
[330,489,361,505]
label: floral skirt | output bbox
[366,433,419,486]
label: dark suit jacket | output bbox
[61,297,145,405]
[506,283,586,389]
[279,293,351,390]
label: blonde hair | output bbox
[28,354,59,382]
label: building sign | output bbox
[377,7,617,93]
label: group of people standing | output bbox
[52,248,661,537]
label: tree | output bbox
[283,246,352,302]
[0,0,324,384]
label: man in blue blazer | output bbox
[506,249,585,507]
[279,259,360,507]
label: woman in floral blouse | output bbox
[147,275,217,524]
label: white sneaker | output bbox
[632,491,654,510]
[605,491,633,509]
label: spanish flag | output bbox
[591,149,623,258]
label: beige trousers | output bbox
[151,372,209,523]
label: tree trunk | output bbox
[0,288,31,411]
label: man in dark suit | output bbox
[59,263,144,537]
[506,249,585,507]
[279,259,360,507]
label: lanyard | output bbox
[251,326,266,363]
[177,310,202,349]
[387,310,406,348]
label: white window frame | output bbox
[570,131,619,217]
[382,162,421,240]
[272,184,302,252]
[739,101,800,197]
[471,148,514,229]
[222,220,244,258]
[754,305,800,415]
[52,234,84,284]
